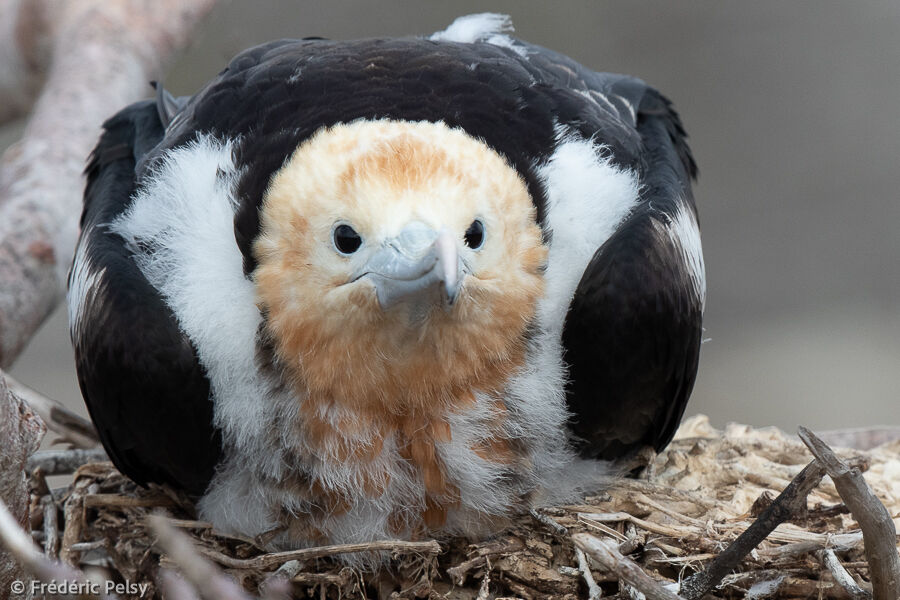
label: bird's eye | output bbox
[464,219,485,250]
[333,224,362,255]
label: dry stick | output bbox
[148,514,254,600]
[198,538,442,571]
[0,372,46,595]
[0,0,59,124]
[819,549,872,600]
[0,0,218,368]
[798,427,900,600]
[446,555,487,585]
[476,567,491,600]
[5,374,99,448]
[757,532,864,561]
[41,494,58,558]
[0,498,108,598]
[573,533,681,600]
[575,546,603,599]
[59,483,87,565]
[678,458,827,600]
[83,493,176,509]
[618,522,642,556]
[260,559,303,600]
[530,508,569,535]
[27,447,108,475]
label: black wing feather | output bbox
[561,86,703,459]
[79,34,699,471]
[70,100,221,495]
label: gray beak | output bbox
[357,222,462,311]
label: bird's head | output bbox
[254,120,546,411]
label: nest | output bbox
[23,415,900,599]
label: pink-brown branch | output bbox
[0,0,218,368]
[0,372,46,598]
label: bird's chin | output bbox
[353,271,460,318]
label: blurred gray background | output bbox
[4,1,899,432]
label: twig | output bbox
[447,555,486,585]
[530,508,569,535]
[799,427,900,600]
[618,522,642,555]
[819,549,872,600]
[197,538,442,570]
[576,546,603,599]
[83,493,176,508]
[162,518,214,530]
[756,532,864,560]
[476,566,491,600]
[578,514,629,541]
[59,483,87,565]
[5,374,99,448]
[260,559,303,599]
[148,513,254,600]
[1,373,46,593]
[0,498,106,597]
[26,447,108,475]
[41,494,58,558]
[572,533,681,600]
[291,569,353,586]
[578,512,695,538]
[679,458,827,600]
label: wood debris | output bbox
[3,414,899,599]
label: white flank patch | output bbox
[429,13,527,56]
[109,136,270,453]
[667,202,706,309]
[535,127,641,340]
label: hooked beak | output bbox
[355,223,463,311]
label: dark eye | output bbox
[333,224,362,255]
[464,219,485,250]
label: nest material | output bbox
[24,415,900,599]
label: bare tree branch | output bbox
[26,447,108,475]
[0,0,218,368]
[679,459,827,600]
[799,427,900,600]
[0,371,46,598]
[4,373,99,448]
[0,0,60,125]
[819,549,872,600]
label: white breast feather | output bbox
[536,127,642,341]
[108,129,613,554]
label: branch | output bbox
[679,458,826,600]
[0,499,98,594]
[5,373,99,448]
[573,533,681,600]
[819,549,872,600]
[198,538,442,570]
[0,0,60,125]
[575,546,603,599]
[0,0,218,368]
[0,371,46,596]
[26,447,108,475]
[799,427,900,600]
